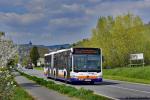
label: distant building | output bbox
[37,58,44,67]
[29,41,32,45]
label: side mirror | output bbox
[102,56,104,62]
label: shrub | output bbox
[0,67,15,100]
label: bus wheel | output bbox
[64,72,67,83]
[90,81,95,85]
[64,72,66,77]
[54,71,56,80]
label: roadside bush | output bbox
[0,67,15,100]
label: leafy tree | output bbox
[37,47,49,58]
[92,14,148,67]
[30,46,40,67]
[22,57,28,66]
[74,13,150,68]
[0,32,5,37]
[72,38,91,47]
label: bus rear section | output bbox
[44,48,102,84]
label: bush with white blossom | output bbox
[0,67,15,100]
[0,32,17,99]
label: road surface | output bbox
[20,68,150,100]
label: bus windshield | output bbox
[73,55,101,72]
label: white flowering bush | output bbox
[0,67,15,100]
[0,32,17,100]
[0,39,17,67]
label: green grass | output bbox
[103,66,150,84]
[18,70,110,100]
[34,67,43,71]
[13,86,34,100]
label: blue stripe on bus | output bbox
[48,75,102,82]
[69,78,103,82]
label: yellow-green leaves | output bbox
[74,13,150,68]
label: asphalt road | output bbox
[20,68,150,100]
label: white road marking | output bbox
[108,85,150,94]
[94,92,119,100]
[105,79,150,87]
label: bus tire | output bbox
[90,81,95,85]
[64,72,67,83]
[54,71,56,80]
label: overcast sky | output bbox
[0,0,150,45]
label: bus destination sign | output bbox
[73,48,100,55]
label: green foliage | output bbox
[74,13,150,68]
[104,66,150,84]
[14,55,19,65]
[7,59,15,66]
[0,68,14,100]
[37,47,49,58]
[34,67,43,70]
[72,39,92,48]
[22,57,28,66]
[18,71,109,100]
[0,32,5,37]
[7,55,19,69]
[30,46,40,67]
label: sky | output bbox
[0,0,150,45]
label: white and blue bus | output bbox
[44,48,102,84]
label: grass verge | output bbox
[103,66,150,84]
[13,85,34,100]
[18,70,110,100]
[34,67,43,71]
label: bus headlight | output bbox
[97,74,102,78]
[97,76,102,78]
[71,75,78,78]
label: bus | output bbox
[44,48,102,84]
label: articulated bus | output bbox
[44,48,102,84]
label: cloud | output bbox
[0,12,45,26]
[0,0,24,6]
[85,0,150,16]
[62,3,85,12]
[0,0,149,45]
[48,17,89,28]
[6,32,52,45]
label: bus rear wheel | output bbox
[90,81,95,85]
[53,71,57,80]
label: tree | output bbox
[74,14,150,68]
[22,57,28,66]
[37,47,49,58]
[0,32,5,37]
[91,14,148,67]
[30,46,40,67]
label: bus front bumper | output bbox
[69,78,103,82]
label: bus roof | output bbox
[44,47,101,56]
[44,48,71,56]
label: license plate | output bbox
[84,79,91,81]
